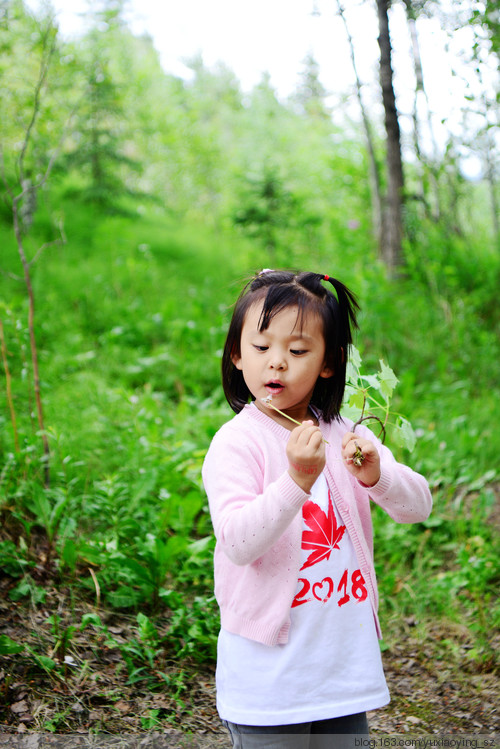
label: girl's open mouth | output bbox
[265,381,284,396]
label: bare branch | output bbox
[31,98,80,192]
[352,414,387,443]
[1,6,70,490]
[0,269,24,282]
[18,17,58,183]
[28,221,67,267]
[336,1,383,247]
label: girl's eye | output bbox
[291,349,307,356]
[253,345,268,352]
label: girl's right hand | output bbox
[286,421,325,493]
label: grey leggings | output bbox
[223,711,369,749]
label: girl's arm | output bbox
[202,430,309,566]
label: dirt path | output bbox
[0,588,498,741]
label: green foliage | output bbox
[374,485,499,667]
[233,165,301,254]
[161,590,219,662]
[0,0,498,697]
[61,3,141,209]
[1,200,498,680]
[0,632,56,673]
[343,345,416,452]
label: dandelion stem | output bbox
[261,398,329,444]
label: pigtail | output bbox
[319,275,359,420]
[322,275,359,347]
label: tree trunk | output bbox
[376,0,404,270]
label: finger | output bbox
[344,434,370,453]
[304,429,324,452]
[288,421,313,444]
[300,426,323,446]
[342,433,360,454]
[342,432,357,449]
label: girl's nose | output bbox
[270,357,286,370]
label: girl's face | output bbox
[232,301,333,426]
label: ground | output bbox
[0,583,498,745]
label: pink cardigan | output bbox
[202,404,432,647]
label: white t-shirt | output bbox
[216,473,390,726]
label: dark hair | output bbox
[222,270,359,423]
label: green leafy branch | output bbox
[342,345,416,453]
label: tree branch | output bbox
[18,17,57,183]
[28,221,67,268]
[0,320,20,453]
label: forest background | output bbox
[0,0,499,740]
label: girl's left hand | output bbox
[341,432,381,487]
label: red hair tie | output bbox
[323,274,330,281]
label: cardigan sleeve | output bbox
[353,422,432,523]
[202,422,309,566]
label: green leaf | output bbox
[360,374,381,391]
[378,360,399,401]
[131,469,158,504]
[107,586,143,608]
[29,652,57,671]
[0,635,24,655]
[9,578,46,603]
[61,538,77,571]
[118,557,154,585]
[393,417,416,452]
[348,390,366,410]
[81,613,104,630]
[38,655,57,670]
[348,345,362,370]
[345,361,358,385]
[188,536,213,556]
[76,541,106,566]
[340,403,363,422]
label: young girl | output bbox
[202,270,432,748]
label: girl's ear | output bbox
[319,362,334,379]
[231,350,243,370]
[320,347,342,379]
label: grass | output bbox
[0,196,499,733]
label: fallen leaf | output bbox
[114,699,131,714]
[10,701,29,714]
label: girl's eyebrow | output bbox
[252,329,314,341]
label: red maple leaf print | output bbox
[300,490,346,570]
